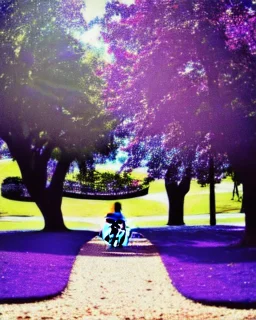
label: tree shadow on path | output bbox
[0,230,155,303]
[140,225,256,309]
[0,230,96,303]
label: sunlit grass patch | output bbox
[0,197,42,217]
[65,221,100,230]
[0,220,44,231]
[62,197,167,218]
[0,160,244,231]
[0,160,21,183]
[185,215,245,226]
[184,191,243,215]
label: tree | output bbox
[0,0,115,231]
[118,132,229,226]
[218,3,256,244]
[118,135,194,226]
[194,134,230,225]
[102,0,204,226]
[101,0,222,226]
[102,1,256,244]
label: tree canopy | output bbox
[0,0,113,158]
[102,0,255,151]
[0,0,115,230]
[102,0,256,241]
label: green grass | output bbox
[185,216,245,226]
[185,191,243,215]
[146,179,165,193]
[0,161,167,219]
[0,220,44,231]
[0,160,22,182]
[0,197,42,217]
[62,197,167,218]
[0,160,244,230]
[0,214,244,231]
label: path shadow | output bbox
[138,226,256,309]
[0,230,96,303]
[0,230,155,303]
[0,230,97,255]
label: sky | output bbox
[83,0,135,23]
[78,0,134,53]
[82,0,108,22]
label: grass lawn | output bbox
[0,160,244,230]
[185,191,243,215]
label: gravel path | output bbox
[0,236,256,320]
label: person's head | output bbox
[114,202,122,212]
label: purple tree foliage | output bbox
[0,139,11,159]
[221,3,256,53]
[194,134,230,187]
[101,0,256,243]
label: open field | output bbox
[0,160,244,230]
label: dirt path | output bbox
[1,236,255,320]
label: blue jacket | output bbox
[105,211,126,221]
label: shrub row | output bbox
[1,177,30,200]
[1,175,149,201]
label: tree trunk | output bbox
[209,156,216,226]
[240,184,245,213]
[228,144,256,246]
[165,168,191,226]
[34,157,71,231]
[42,157,71,231]
[240,176,256,246]
[5,136,71,231]
[37,192,67,232]
[165,183,186,225]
